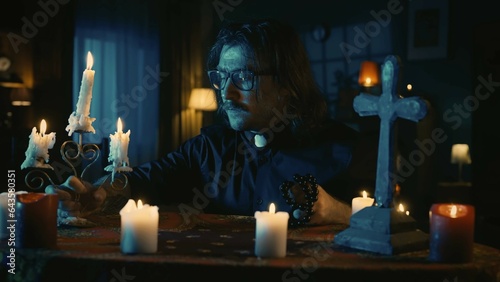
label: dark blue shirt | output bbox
[127,121,372,216]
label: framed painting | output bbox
[407,0,449,61]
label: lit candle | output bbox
[397,203,410,216]
[20,119,56,169]
[429,204,475,263]
[120,199,159,254]
[104,118,132,179]
[76,51,94,117]
[66,51,96,136]
[351,191,374,215]
[254,203,289,258]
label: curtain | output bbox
[158,0,214,154]
[72,0,160,167]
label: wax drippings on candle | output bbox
[138,199,143,209]
[269,203,276,214]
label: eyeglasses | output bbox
[207,70,265,91]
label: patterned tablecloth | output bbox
[1,211,499,282]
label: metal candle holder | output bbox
[24,130,128,192]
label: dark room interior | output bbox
[1,0,499,281]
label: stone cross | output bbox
[353,55,427,208]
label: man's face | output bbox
[217,45,285,132]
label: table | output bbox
[1,211,499,282]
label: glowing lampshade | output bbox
[188,88,217,111]
[358,61,380,87]
[451,144,471,164]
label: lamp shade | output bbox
[451,144,471,164]
[358,61,380,87]
[188,88,217,111]
[10,87,32,106]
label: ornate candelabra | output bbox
[23,129,128,196]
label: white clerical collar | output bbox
[254,134,267,148]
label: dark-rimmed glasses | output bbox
[207,70,263,91]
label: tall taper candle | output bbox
[66,51,96,136]
[76,51,95,117]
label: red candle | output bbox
[15,193,58,249]
[429,204,475,263]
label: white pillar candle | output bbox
[120,199,159,254]
[351,190,374,215]
[254,203,289,258]
[66,51,96,136]
[21,119,56,169]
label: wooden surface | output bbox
[1,211,499,282]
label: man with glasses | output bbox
[47,19,376,227]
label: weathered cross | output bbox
[353,55,427,208]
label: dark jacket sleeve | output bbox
[125,135,205,206]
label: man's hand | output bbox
[45,176,107,218]
[309,185,351,225]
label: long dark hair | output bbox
[207,18,328,138]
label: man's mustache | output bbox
[222,102,248,112]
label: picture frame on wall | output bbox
[407,0,449,61]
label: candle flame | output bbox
[86,51,94,70]
[40,119,47,136]
[117,117,123,132]
[269,203,276,214]
[137,199,143,209]
[450,205,457,217]
[365,78,372,85]
[398,203,405,212]
[362,190,367,198]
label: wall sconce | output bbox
[10,87,32,106]
[358,61,380,87]
[451,144,471,182]
[188,88,217,111]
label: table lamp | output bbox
[358,61,380,88]
[10,87,32,106]
[188,88,217,111]
[451,144,471,182]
